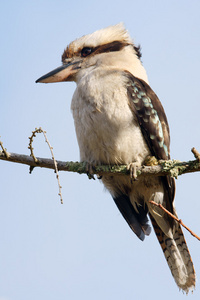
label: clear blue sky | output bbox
[0,1,200,299]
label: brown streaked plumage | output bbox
[150,215,195,291]
[126,71,175,214]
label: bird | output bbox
[36,23,195,292]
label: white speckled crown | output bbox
[67,23,132,54]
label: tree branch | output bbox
[1,131,199,241]
[1,149,200,178]
[1,143,199,239]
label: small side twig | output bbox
[42,129,63,204]
[0,138,9,159]
[191,147,200,162]
[28,127,63,204]
[28,129,41,163]
[149,200,200,241]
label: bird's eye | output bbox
[81,47,92,57]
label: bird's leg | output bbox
[127,161,140,181]
[85,162,96,180]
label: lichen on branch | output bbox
[0,149,200,178]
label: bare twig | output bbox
[0,138,9,159]
[191,147,200,162]
[28,129,41,163]
[149,200,200,241]
[28,128,63,204]
[41,129,63,204]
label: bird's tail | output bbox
[150,215,195,293]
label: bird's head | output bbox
[36,23,148,84]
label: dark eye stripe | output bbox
[92,41,130,55]
[63,41,132,62]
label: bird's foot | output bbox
[85,162,96,180]
[127,162,140,181]
[143,156,158,166]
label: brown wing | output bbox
[125,71,175,211]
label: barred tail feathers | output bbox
[150,215,195,293]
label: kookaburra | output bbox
[36,23,195,292]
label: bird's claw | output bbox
[85,162,96,180]
[143,156,158,166]
[127,162,140,181]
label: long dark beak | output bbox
[36,61,81,83]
